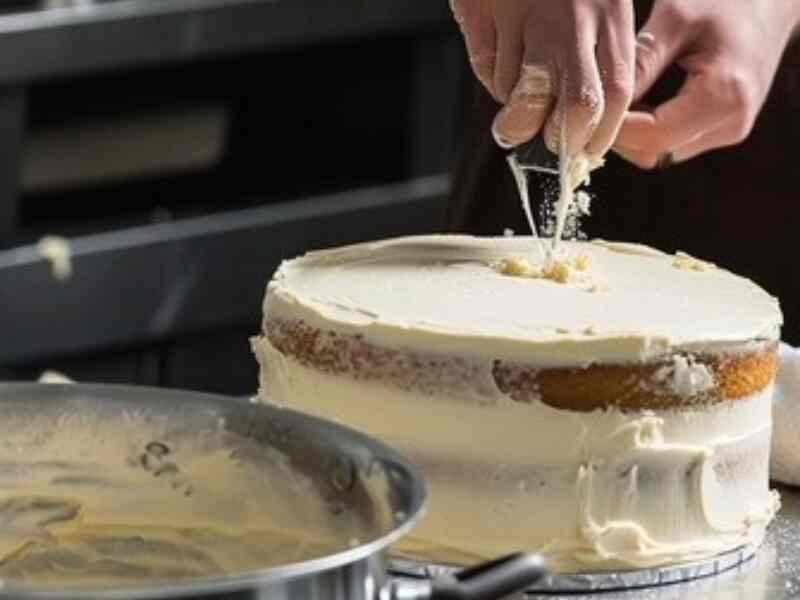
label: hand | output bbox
[614,0,800,168]
[450,0,636,157]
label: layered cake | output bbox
[252,235,782,572]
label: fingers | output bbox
[618,117,751,168]
[492,63,555,148]
[451,0,498,99]
[493,7,525,103]
[614,75,727,168]
[632,3,691,101]
[615,55,764,169]
[671,125,737,162]
[613,124,728,167]
[489,0,640,158]
[543,22,603,156]
[586,2,636,155]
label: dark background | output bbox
[0,0,796,394]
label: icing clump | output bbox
[496,253,593,285]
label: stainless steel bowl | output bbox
[0,383,544,600]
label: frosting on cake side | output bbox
[254,234,782,571]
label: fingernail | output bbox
[493,130,516,149]
[492,109,517,148]
[612,141,642,152]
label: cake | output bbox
[251,235,782,572]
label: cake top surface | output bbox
[266,235,782,366]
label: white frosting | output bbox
[256,234,781,570]
[265,235,781,368]
[253,337,778,571]
[650,355,716,397]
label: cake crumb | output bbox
[673,251,716,272]
[546,261,571,283]
[498,256,536,277]
[576,190,592,216]
[497,254,597,286]
[574,254,591,271]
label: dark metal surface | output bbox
[0,176,449,367]
[512,136,558,176]
[0,86,24,236]
[0,0,461,253]
[0,0,453,84]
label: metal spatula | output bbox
[512,135,559,176]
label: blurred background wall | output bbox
[0,0,466,393]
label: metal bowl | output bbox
[0,383,544,600]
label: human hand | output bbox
[614,0,800,168]
[450,0,636,157]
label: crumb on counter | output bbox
[38,370,75,384]
[36,235,73,281]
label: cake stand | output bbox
[389,484,800,599]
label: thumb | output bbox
[633,5,691,102]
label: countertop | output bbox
[527,484,800,599]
